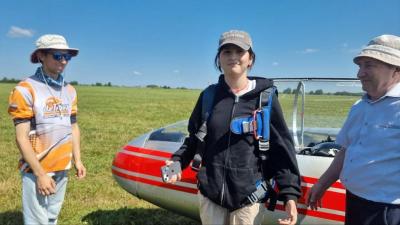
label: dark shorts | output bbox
[346,190,400,225]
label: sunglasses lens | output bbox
[64,54,72,61]
[52,52,72,61]
[52,53,62,61]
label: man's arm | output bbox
[71,123,86,179]
[15,122,56,196]
[307,147,346,210]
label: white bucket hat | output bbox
[353,34,400,67]
[30,34,79,63]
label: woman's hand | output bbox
[278,199,297,225]
[164,160,182,183]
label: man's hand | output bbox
[36,174,56,196]
[278,199,297,225]
[75,161,86,179]
[306,183,324,210]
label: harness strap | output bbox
[230,86,276,143]
[241,179,278,211]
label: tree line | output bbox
[282,87,362,96]
[0,77,21,83]
[0,77,188,89]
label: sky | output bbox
[1,0,399,89]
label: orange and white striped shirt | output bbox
[8,74,77,173]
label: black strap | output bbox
[201,84,217,122]
[259,86,277,109]
[194,84,217,142]
[192,84,217,171]
[258,86,278,211]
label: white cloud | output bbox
[298,48,319,54]
[173,69,180,73]
[272,62,279,66]
[340,42,361,53]
[7,26,34,38]
[133,71,142,75]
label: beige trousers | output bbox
[198,192,265,225]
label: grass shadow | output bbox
[82,207,200,225]
[0,210,23,225]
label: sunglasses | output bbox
[50,52,72,61]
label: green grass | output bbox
[0,83,358,225]
[1,83,200,225]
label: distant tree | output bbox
[162,85,171,89]
[315,89,324,95]
[292,89,297,94]
[95,82,103,86]
[106,82,112,86]
[309,91,314,95]
[0,77,20,83]
[283,88,292,94]
[334,91,363,96]
[146,84,158,88]
[69,81,79,85]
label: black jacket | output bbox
[172,75,301,211]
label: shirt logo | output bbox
[43,97,69,118]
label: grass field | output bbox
[0,83,358,225]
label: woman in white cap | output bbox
[165,30,301,225]
[307,34,400,225]
[8,34,86,225]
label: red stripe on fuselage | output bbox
[123,145,172,158]
[302,176,345,189]
[274,205,345,222]
[114,146,197,184]
[113,145,345,222]
[112,169,198,194]
[298,186,346,212]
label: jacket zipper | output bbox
[220,95,240,206]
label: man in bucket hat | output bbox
[307,34,400,225]
[8,34,86,225]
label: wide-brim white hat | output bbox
[30,34,79,63]
[354,34,400,67]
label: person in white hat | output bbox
[165,30,301,225]
[307,34,400,225]
[8,34,86,225]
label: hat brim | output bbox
[219,41,251,51]
[30,48,79,63]
[353,45,400,67]
[353,52,400,67]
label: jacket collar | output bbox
[217,74,274,97]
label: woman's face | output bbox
[219,44,253,77]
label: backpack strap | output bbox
[192,84,217,171]
[194,84,217,141]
